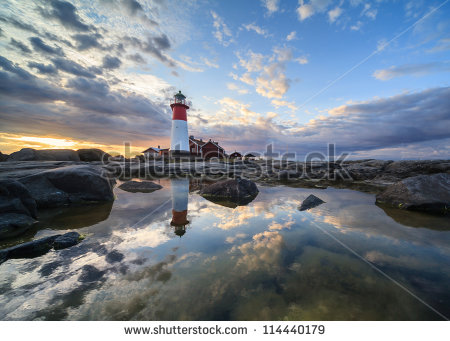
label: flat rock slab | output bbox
[118,180,163,193]
[376,173,450,215]
[54,232,84,250]
[200,178,258,206]
[298,194,326,211]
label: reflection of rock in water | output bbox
[0,202,113,249]
[37,201,113,230]
[379,204,450,230]
[170,178,190,237]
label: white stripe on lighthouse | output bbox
[170,119,189,152]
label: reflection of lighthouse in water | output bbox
[170,178,190,237]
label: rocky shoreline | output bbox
[0,150,449,247]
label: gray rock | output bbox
[77,149,111,162]
[298,194,326,211]
[0,179,37,218]
[53,232,83,250]
[19,165,115,208]
[200,178,258,206]
[376,173,450,215]
[0,180,38,239]
[118,180,162,193]
[7,148,80,161]
[0,151,8,162]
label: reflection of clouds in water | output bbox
[231,231,284,274]
[112,223,171,250]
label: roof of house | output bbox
[142,147,161,153]
[203,140,224,151]
[189,137,206,146]
[230,151,242,156]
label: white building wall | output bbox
[170,119,189,152]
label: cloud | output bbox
[127,53,146,64]
[102,55,122,69]
[52,57,99,78]
[361,3,377,20]
[227,83,249,95]
[211,11,233,46]
[297,0,333,21]
[43,0,92,32]
[123,34,175,68]
[328,7,342,23]
[350,20,363,31]
[71,33,104,51]
[261,0,280,15]
[197,87,450,158]
[0,56,33,80]
[29,37,65,56]
[236,47,295,99]
[271,99,298,111]
[27,62,58,75]
[373,62,450,80]
[295,56,308,64]
[242,23,269,37]
[286,31,297,41]
[10,38,32,54]
[0,16,39,34]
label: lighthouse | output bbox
[170,90,190,156]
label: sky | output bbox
[0,0,449,159]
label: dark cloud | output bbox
[10,38,32,54]
[28,62,58,75]
[102,55,122,69]
[127,53,146,64]
[52,57,97,78]
[196,87,450,157]
[124,34,174,67]
[44,32,75,48]
[42,0,91,32]
[0,16,39,34]
[29,37,65,56]
[0,56,33,80]
[71,33,104,51]
[66,77,110,96]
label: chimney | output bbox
[189,135,194,139]
[158,145,160,149]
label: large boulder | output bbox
[77,148,111,162]
[19,165,115,208]
[7,148,80,161]
[376,173,450,215]
[0,180,37,239]
[200,178,258,206]
[298,194,326,211]
[118,180,162,193]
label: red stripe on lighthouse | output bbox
[172,106,187,121]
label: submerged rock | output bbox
[19,165,115,208]
[200,178,258,206]
[0,231,83,264]
[53,232,83,250]
[77,149,111,162]
[118,180,162,193]
[0,180,38,239]
[298,194,326,211]
[7,148,80,161]
[376,173,450,215]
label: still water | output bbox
[1,178,449,320]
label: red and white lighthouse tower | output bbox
[170,90,190,156]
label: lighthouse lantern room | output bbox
[170,90,190,156]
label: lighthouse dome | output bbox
[174,90,186,100]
